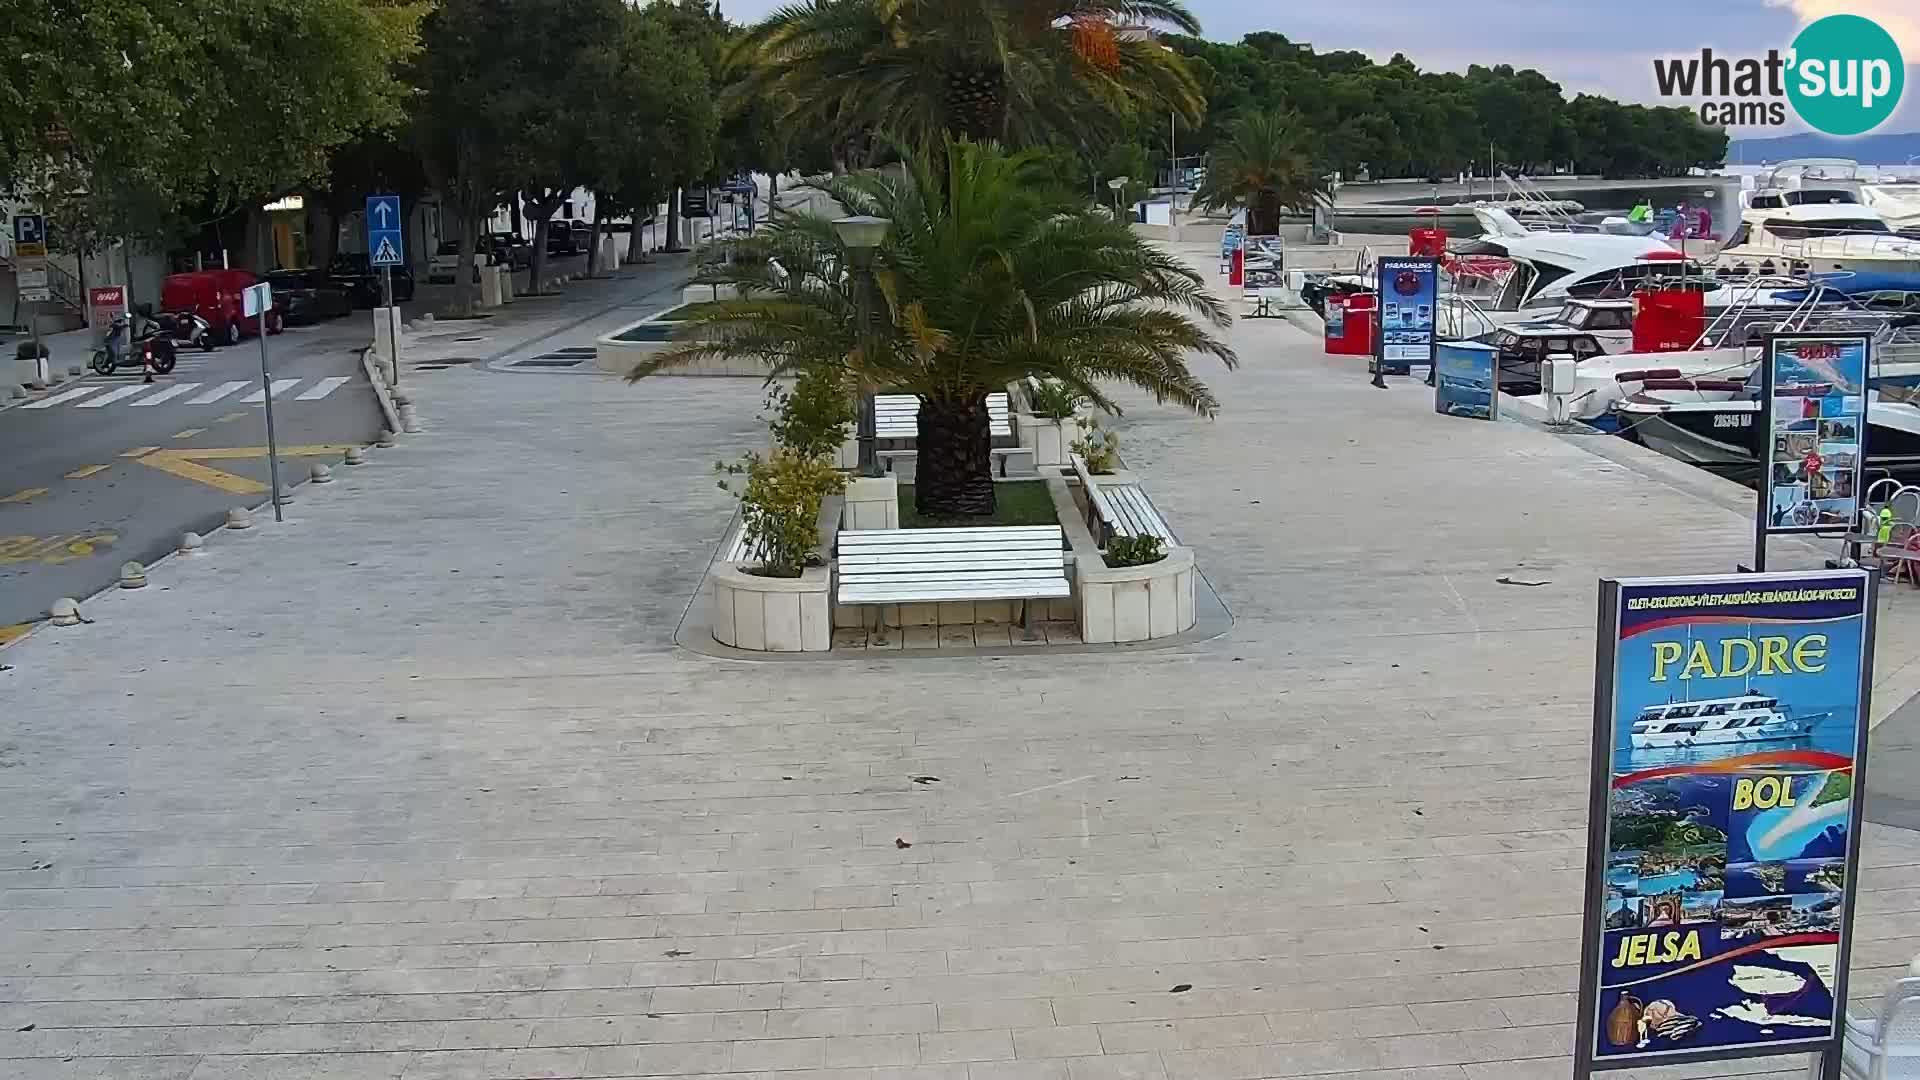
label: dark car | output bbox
[485,232,533,269]
[546,220,582,256]
[328,253,416,307]
[266,268,355,325]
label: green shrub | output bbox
[1103,535,1165,568]
[764,369,854,461]
[716,450,847,578]
[1071,417,1120,474]
[1027,378,1083,420]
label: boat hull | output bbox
[1630,723,1812,749]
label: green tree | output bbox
[730,0,1204,156]
[1190,109,1326,235]
[631,139,1236,517]
[6,0,419,255]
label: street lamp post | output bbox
[1107,176,1128,217]
[833,214,892,477]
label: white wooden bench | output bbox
[837,526,1070,627]
[1070,454,1176,547]
[874,393,1012,440]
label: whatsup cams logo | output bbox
[1652,13,1904,135]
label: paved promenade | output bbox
[2,242,1918,1080]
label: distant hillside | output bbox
[1726,131,1920,164]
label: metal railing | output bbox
[1778,232,1920,263]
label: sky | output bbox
[716,0,1920,137]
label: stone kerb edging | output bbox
[1076,544,1196,644]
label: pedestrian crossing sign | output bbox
[366,194,404,267]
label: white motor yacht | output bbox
[1628,692,1819,750]
[1715,202,1920,283]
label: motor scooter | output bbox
[159,310,215,351]
[89,312,178,377]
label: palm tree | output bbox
[630,139,1236,517]
[1192,109,1329,236]
[729,0,1204,157]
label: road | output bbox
[0,319,384,635]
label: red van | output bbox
[161,269,284,347]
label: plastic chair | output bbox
[1836,977,1920,1080]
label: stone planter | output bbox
[1016,412,1071,466]
[681,282,742,304]
[711,563,831,652]
[595,304,771,377]
[1077,546,1196,644]
[843,475,899,530]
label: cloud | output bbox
[1763,0,1919,56]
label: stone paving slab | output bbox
[1,243,1917,1080]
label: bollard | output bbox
[177,531,204,555]
[343,447,367,466]
[275,484,295,506]
[399,404,420,434]
[309,463,333,484]
[377,429,397,448]
[226,507,253,530]
[5,383,24,399]
[49,598,82,626]
[119,561,147,589]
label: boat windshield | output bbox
[1763,217,1891,239]
[1784,189,1860,205]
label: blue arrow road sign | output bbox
[366,195,404,267]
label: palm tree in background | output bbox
[729,0,1205,158]
[1191,108,1329,235]
[629,139,1236,517]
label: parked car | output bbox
[545,220,582,256]
[327,253,416,307]
[484,232,533,269]
[428,241,496,284]
[160,269,283,347]
[265,268,355,325]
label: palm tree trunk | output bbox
[914,392,997,517]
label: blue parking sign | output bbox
[366,195,404,267]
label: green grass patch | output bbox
[899,480,1058,529]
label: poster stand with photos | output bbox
[1575,570,1874,1080]
[1371,256,1439,380]
[1752,333,1870,573]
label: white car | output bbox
[428,241,495,284]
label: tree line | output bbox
[1153,32,1728,184]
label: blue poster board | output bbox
[366,195,404,268]
[1375,256,1438,377]
[1575,570,1873,1076]
[1434,341,1498,420]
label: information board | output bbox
[1576,571,1873,1076]
[1433,341,1498,420]
[1760,334,1868,537]
[1375,256,1438,376]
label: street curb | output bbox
[360,345,405,434]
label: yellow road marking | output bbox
[0,488,48,505]
[0,623,30,647]
[172,428,205,439]
[0,532,117,565]
[215,411,248,424]
[121,446,160,458]
[135,445,355,495]
[65,464,111,480]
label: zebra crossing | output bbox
[21,376,355,412]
